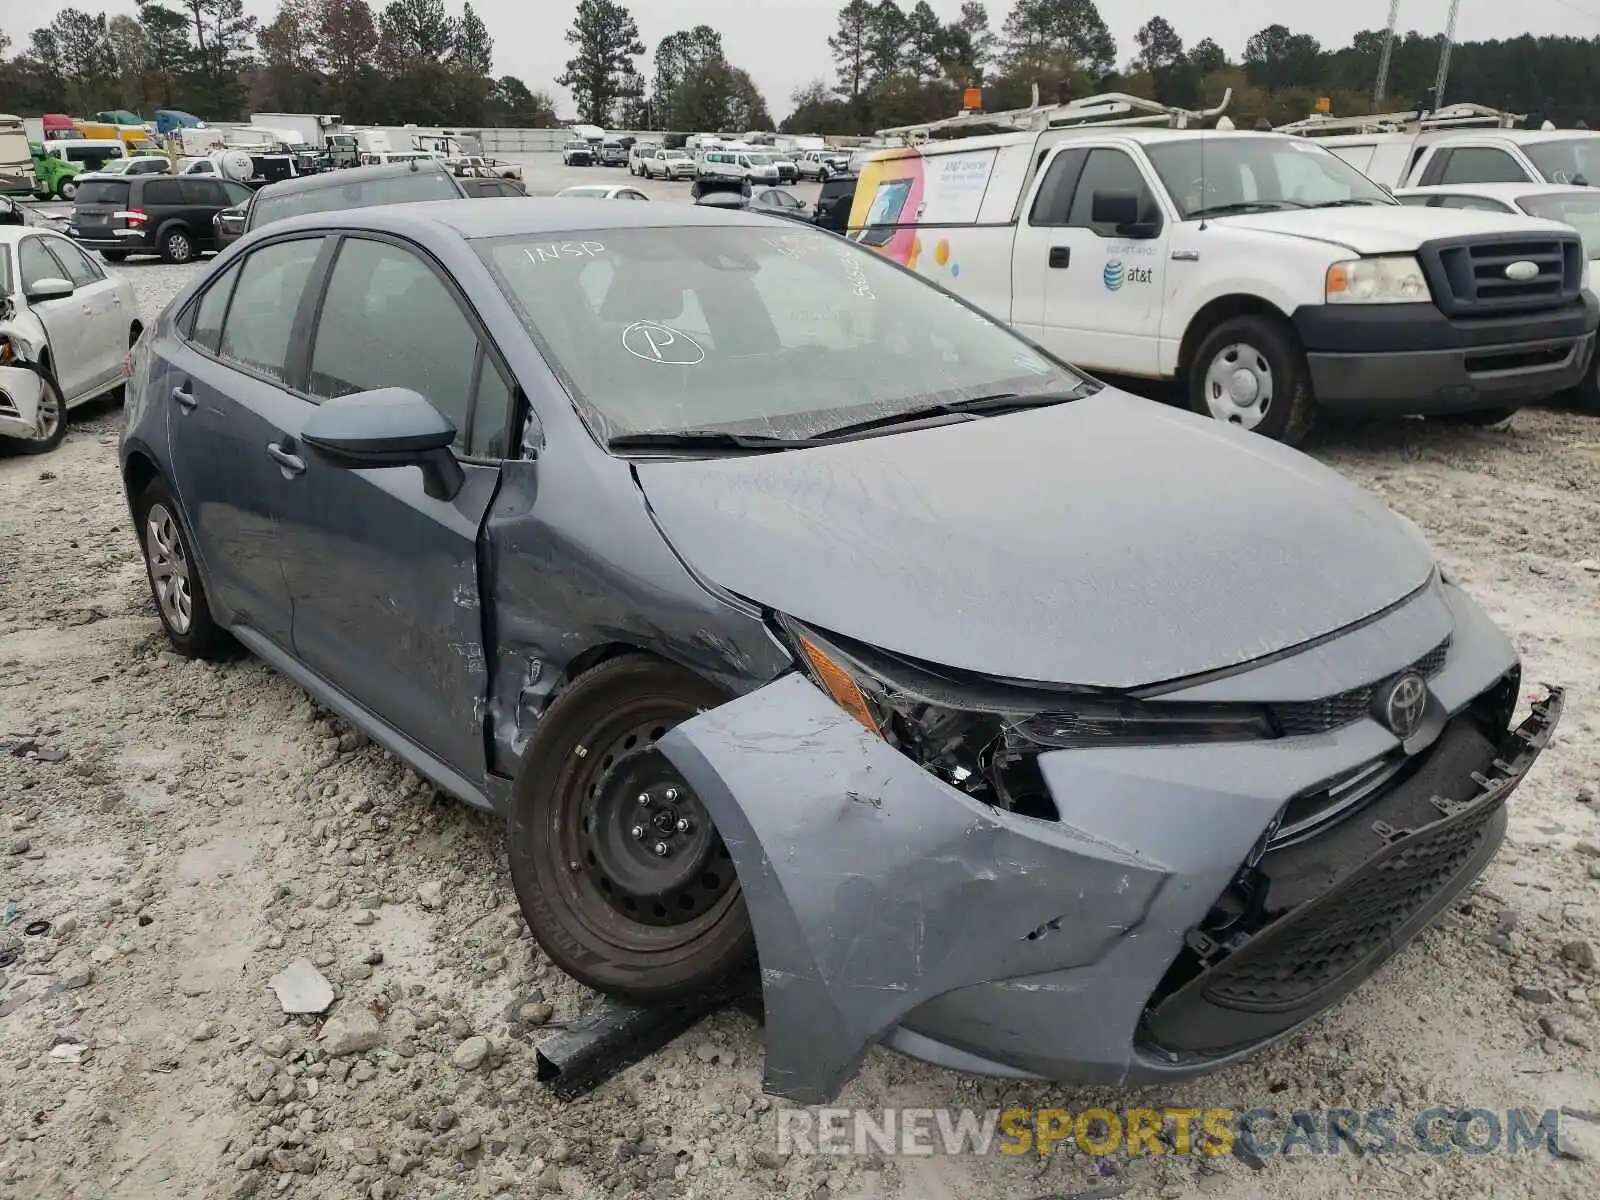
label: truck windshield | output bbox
[1522,138,1600,186]
[1146,137,1395,218]
[1517,192,1600,257]
[477,224,1083,444]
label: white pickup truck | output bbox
[848,93,1598,443]
[1279,104,1600,191]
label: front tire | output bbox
[507,656,754,1002]
[14,373,67,455]
[1572,357,1600,415]
[135,477,231,659]
[57,178,77,200]
[1187,314,1315,446]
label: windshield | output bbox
[665,150,689,160]
[250,169,460,227]
[1146,136,1394,217]
[92,158,133,175]
[1523,137,1600,186]
[1518,192,1600,257]
[477,225,1082,444]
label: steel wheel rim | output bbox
[552,711,740,954]
[35,385,61,442]
[1204,342,1274,429]
[145,503,193,634]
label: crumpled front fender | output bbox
[659,673,1181,1103]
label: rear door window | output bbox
[190,262,241,355]
[180,178,227,205]
[217,237,326,383]
[1435,147,1529,185]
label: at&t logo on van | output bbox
[1103,259,1154,291]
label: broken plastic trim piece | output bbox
[533,979,761,1101]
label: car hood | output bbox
[634,392,1437,689]
[1217,204,1574,254]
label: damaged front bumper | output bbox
[659,609,1561,1104]
[0,363,46,441]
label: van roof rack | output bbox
[1275,102,1525,136]
[876,87,1232,142]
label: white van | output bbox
[697,149,780,186]
[849,91,1598,443]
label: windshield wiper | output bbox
[811,387,1096,440]
[1306,198,1388,208]
[606,430,823,454]
[1188,200,1309,219]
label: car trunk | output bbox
[72,179,134,234]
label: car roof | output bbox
[255,160,454,200]
[262,197,787,241]
[1396,182,1598,201]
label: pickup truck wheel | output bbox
[507,656,754,1002]
[1188,315,1314,445]
[57,178,78,201]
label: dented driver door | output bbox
[273,235,514,793]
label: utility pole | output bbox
[1374,0,1401,112]
[1433,0,1462,107]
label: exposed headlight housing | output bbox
[1325,255,1430,304]
[776,616,1277,819]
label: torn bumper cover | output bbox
[660,673,1561,1105]
[0,364,46,442]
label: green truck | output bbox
[29,139,128,199]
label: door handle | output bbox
[171,384,197,410]
[266,443,305,476]
[1048,246,1071,269]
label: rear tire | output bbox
[507,656,754,1003]
[1186,314,1315,446]
[160,227,195,264]
[57,178,77,200]
[134,476,232,659]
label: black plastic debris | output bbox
[23,920,50,937]
[534,975,760,1101]
[0,948,17,968]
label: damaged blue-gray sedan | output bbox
[118,199,1562,1104]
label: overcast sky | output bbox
[20,1,1600,119]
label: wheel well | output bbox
[123,451,159,508]
[546,643,653,708]
[1178,296,1294,380]
[129,320,143,345]
[156,219,192,242]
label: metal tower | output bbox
[1374,0,1402,111]
[1433,0,1462,106]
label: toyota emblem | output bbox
[1379,672,1428,738]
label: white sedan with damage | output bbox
[0,225,138,454]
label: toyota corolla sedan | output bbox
[119,200,1561,1104]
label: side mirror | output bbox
[1091,189,1141,230]
[300,387,464,501]
[26,276,74,303]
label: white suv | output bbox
[645,148,695,181]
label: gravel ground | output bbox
[1,248,1598,1200]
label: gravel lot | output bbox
[2,173,1599,1199]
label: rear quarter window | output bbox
[74,180,131,206]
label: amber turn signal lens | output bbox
[797,634,880,732]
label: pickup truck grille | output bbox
[1418,233,1584,317]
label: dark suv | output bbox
[812,172,857,234]
[238,160,468,238]
[70,175,256,264]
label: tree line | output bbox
[790,1,1600,135]
[5,0,1600,135]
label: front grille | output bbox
[1202,799,1500,1010]
[0,390,18,417]
[1273,639,1449,737]
[1419,233,1584,316]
